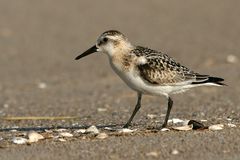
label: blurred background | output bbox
[0,0,239,126]
[0,1,240,159]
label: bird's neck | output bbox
[109,48,137,72]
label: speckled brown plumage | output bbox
[130,46,198,85]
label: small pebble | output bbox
[227,123,236,128]
[97,108,107,112]
[146,151,159,157]
[28,131,44,143]
[58,138,66,142]
[3,104,9,108]
[38,82,47,89]
[12,137,28,144]
[226,54,238,64]
[209,124,224,131]
[59,132,73,137]
[171,149,179,155]
[74,129,86,133]
[96,133,108,139]
[147,114,157,119]
[86,125,100,134]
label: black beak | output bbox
[75,45,98,60]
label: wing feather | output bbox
[133,46,197,85]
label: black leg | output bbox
[123,93,142,128]
[161,97,173,128]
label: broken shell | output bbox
[227,123,236,128]
[172,118,184,124]
[209,124,224,131]
[74,129,86,133]
[28,131,44,143]
[161,128,170,132]
[118,128,137,133]
[86,125,99,134]
[58,138,66,142]
[172,125,193,131]
[59,132,73,137]
[96,133,108,139]
[12,137,28,144]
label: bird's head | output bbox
[75,30,133,60]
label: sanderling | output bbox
[75,30,225,128]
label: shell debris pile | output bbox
[2,119,237,145]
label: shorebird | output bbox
[75,30,225,128]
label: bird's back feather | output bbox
[131,46,225,86]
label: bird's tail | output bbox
[192,75,226,86]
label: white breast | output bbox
[109,60,191,97]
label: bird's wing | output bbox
[133,46,206,85]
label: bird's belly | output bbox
[110,62,186,96]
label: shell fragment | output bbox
[209,124,224,131]
[96,133,108,139]
[86,125,100,134]
[117,128,137,133]
[28,131,44,143]
[12,137,28,144]
[172,125,193,131]
[59,132,73,137]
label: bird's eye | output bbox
[103,37,108,42]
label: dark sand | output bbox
[0,0,240,159]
